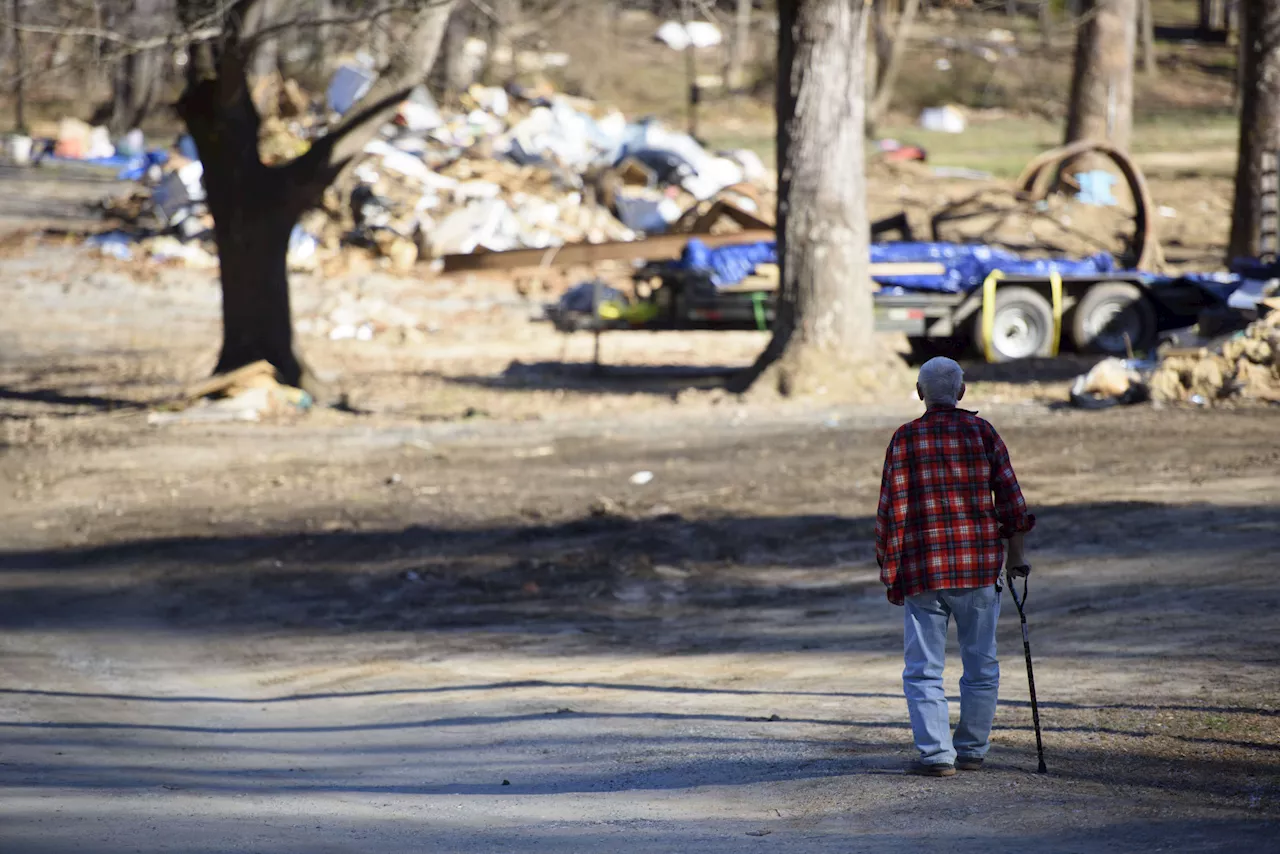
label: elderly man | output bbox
[875,357,1035,777]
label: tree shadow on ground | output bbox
[1,500,1278,649]
[427,361,744,397]
[0,386,149,413]
[431,351,1095,399]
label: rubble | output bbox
[149,360,313,425]
[1149,308,1280,405]
[88,73,778,278]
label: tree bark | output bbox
[727,0,752,92]
[733,0,881,396]
[176,0,455,389]
[870,0,921,130]
[1064,0,1138,151]
[250,0,281,81]
[1139,0,1157,77]
[108,0,169,135]
[12,0,26,134]
[1228,0,1280,261]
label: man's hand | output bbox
[1006,532,1029,577]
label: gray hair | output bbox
[918,357,964,406]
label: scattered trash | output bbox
[327,58,377,115]
[918,105,967,134]
[87,230,135,261]
[6,134,33,166]
[149,360,313,425]
[86,72,778,275]
[654,20,723,51]
[1068,358,1152,409]
[1075,170,1118,206]
[630,471,655,486]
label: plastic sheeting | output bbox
[677,239,1120,292]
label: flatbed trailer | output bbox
[547,263,1223,362]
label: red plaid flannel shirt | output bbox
[875,408,1035,606]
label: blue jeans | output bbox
[903,585,1001,766]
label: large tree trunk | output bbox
[175,0,456,390]
[1228,0,1280,261]
[1064,0,1138,150]
[178,50,308,385]
[733,0,882,396]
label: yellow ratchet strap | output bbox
[980,270,1063,363]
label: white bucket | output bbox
[8,135,33,166]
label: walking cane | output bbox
[1005,567,1047,773]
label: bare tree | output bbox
[726,0,751,92]
[732,0,878,396]
[1228,0,1280,260]
[11,0,26,133]
[173,0,455,389]
[1064,0,1138,150]
[1139,0,1156,77]
[868,0,921,132]
[108,0,170,135]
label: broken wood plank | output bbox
[181,360,277,401]
[441,230,776,273]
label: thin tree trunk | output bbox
[1039,0,1053,49]
[251,0,281,81]
[1228,0,1280,260]
[733,0,877,395]
[678,0,699,139]
[109,0,168,135]
[1065,0,1138,151]
[870,0,921,128]
[490,0,520,81]
[12,0,26,134]
[1140,0,1157,77]
[727,0,752,92]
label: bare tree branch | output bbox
[271,0,454,212]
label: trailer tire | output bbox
[1071,282,1158,356]
[973,286,1055,362]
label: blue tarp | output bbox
[677,238,1119,293]
[43,149,169,181]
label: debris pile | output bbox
[89,66,774,275]
[1149,307,1280,405]
[867,157,1152,271]
[148,360,312,425]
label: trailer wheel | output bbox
[973,286,1055,362]
[1071,282,1158,356]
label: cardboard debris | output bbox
[152,360,313,425]
[1150,311,1280,404]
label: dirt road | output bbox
[2,249,1280,851]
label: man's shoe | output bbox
[907,761,957,777]
[955,756,984,771]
